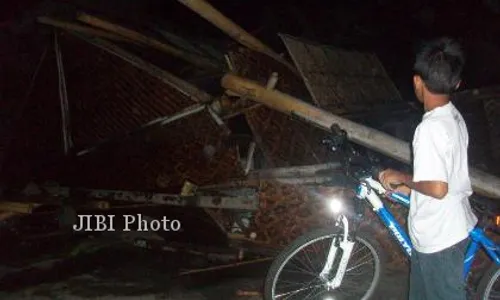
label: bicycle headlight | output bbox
[327,197,343,214]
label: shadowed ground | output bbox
[0,238,409,300]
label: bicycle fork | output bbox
[319,214,355,289]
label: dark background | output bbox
[3,0,500,102]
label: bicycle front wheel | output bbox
[477,263,500,299]
[263,227,385,300]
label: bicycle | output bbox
[263,124,500,299]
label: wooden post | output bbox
[76,13,220,70]
[176,0,299,75]
[221,73,500,199]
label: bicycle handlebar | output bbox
[322,125,500,227]
[322,124,384,181]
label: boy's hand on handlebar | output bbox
[379,168,411,192]
[390,185,411,196]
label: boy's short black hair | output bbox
[413,37,465,94]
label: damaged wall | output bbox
[2,32,244,191]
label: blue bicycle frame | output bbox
[354,177,500,280]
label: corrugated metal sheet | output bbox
[279,34,403,113]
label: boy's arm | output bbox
[380,122,450,199]
[380,169,448,199]
[403,177,448,199]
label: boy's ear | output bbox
[413,75,422,89]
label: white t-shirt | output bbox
[408,102,478,254]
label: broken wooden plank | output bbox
[0,211,19,221]
[76,104,207,156]
[54,32,73,155]
[244,141,256,175]
[221,72,278,119]
[178,257,273,276]
[0,201,41,214]
[72,33,212,103]
[77,13,220,70]
[37,17,132,43]
[247,162,341,179]
[236,290,261,297]
[221,73,500,199]
[132,239,239,261]
[77,188,259,210]
[176,0,298,75]
[207,105,231,136]
[227,233,281,256]
[198,175,348,190]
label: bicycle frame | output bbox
[355,176,500,280]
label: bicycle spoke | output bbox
[284,258,319,276]
[269,230,380,300]
[275,283,325,299]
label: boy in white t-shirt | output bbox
[379,37,478,299]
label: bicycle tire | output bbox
[263,227,386,300]
[477,263,500,299]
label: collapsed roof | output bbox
[0,0,499,198]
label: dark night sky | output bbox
[2,0,500,99]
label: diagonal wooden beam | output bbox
[54,31,74,155]
[221,73,500,200]
[176,0,299,76]
[72,33,213,103]
[76,104,207,156]
[77,13,220,71]
[37,17,133,43]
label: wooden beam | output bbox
[54,32,73,155]
[176,0,299,75]
[76,13,220,70]
[76,104,207,156]
[0,211,18,221]
[222,74,411,160]
[178,257,273,276]
[221,73,500,199]
[198,174,351,190]
[0,201,41,213]
[72,33,212,103]
[248,163,341,179]
[78,188,260,210]
[244,141,256,175]
[37,17,132,43]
